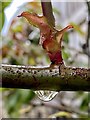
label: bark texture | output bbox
[0,64,90,91]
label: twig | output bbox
[41,0,55,27]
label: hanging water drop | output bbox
[35,90,58,102]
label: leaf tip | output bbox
[17,12,29,18]
[67,25,74,29]
[17,14,22,17]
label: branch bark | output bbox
[41,0,55,27]
[0,64,90,91]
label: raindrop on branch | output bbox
[35,90,58,102]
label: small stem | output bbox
[41,0,55,27]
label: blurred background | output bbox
[0,0,90,118]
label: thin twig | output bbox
[41,0,55,27]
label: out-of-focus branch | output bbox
[41,0,55,27]
[30,102,88,116]
[86,1,90,47]
[0,64,90,91]
[82,1,90,57]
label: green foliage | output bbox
[63,32,69,44]
[4,89,35,117]
[70,22,85,35]
[53,7,61,16]
[0,2,11,31]
[62,49,70,60]
[80,93,89,111]
[75,92,89,116]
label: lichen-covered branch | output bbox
[0,64,90,91]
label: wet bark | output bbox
[0,64,90,91]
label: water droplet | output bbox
[35,90,58,102]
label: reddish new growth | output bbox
[18,12,73,67]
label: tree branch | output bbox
[0,64,90,91]
[41,0,55,27]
